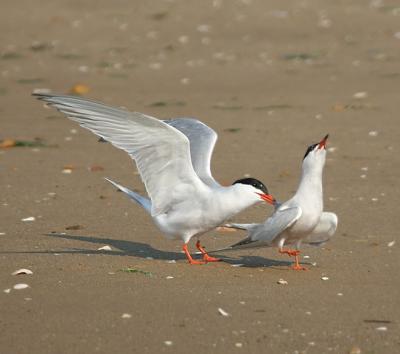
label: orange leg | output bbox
[196,241,221,262]
[182,244,206,265]
[279,248,307,271]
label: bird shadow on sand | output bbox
[2,232,295,268]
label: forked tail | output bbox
[104,178,151,214]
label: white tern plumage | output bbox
[34,93,275,264]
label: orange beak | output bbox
[318,134,329,149]
[257,193,276,205]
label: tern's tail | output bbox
[105,178,151,214]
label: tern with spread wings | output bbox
[213,135,337,270]
[34,93,275,264]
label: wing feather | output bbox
[34,93,205,216]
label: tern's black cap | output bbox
[303,143,318,160]
[233,178,269,195]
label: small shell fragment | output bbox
[13,283,29,290]
[121,313,132,319]
[387,241,395,247]
[21,217,35,222]
[166,260,176,264]
[12,268,33,276]
[164,341,173,346]
[235,343,243,348]
[218,307,230,317]
[368,131,378,137]
[376,326,388,331]
[353,91,368,99]
[277,279,288,285]
[166,276,174,279]
[97,245,112,251]
[4,288,11,294]
[321,276,329,281]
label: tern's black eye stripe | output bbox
[303,143,318,159]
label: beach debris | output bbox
[65,224,83,231]
[97,245,112,251]
[321,276,329,281]
[119,268,152,277]
[277,279,288,285]
[375,326,388,331]
[164,341,173,346]
[166,276,174,279]
[0,232,6,235]
[70,83,90,95]
[21,217,35,222]
[13,283,29,290]
[12,269,33,276]
[231,264,244,267]
[387,241,395,247]
[353,92,368,99]
[349,346,362,354]
[4,289,11,294]
[368,131,378,137]
[337,293,344,296]
[166,260,176,264]
[218,308,230,317]
[121,313,132,319]
[235,343,243,348]
[88,165,104,172]
[0,138,46,148]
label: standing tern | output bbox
[213,134,338,270]
[34,93,275,264]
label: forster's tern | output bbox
[34,93,275,264]
[213,135,338,270]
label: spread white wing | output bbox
[34,93,205,216]
[164,118,219,188]
[214,206,302,251]
[304,212,338,246]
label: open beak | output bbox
[318,134,329,149]
[257,193,276,205]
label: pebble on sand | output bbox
[13,283,29,290]
[353,92,368,99]
[12,269,33,275]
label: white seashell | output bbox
[387,241,395,247]
[218,308,230,317]
[353,91,368,99]
[321,276,329,281]
[166,260,176,263]
[376,326,387,331]
[368,131,378,137]
[231,264,244,267]
[12,268,33,276]
[121,313,132,319]
[13,283,29,290]
[21,217,35,222]
[164,341,173,346]
[0,232,5,235]
[166,276,174,279]
[4,288,11,294]
[337,293,343,296]
[97,245,112,251]
[235,343,243,348]
[277,279,288,285]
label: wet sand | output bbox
[1,1,399,353]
